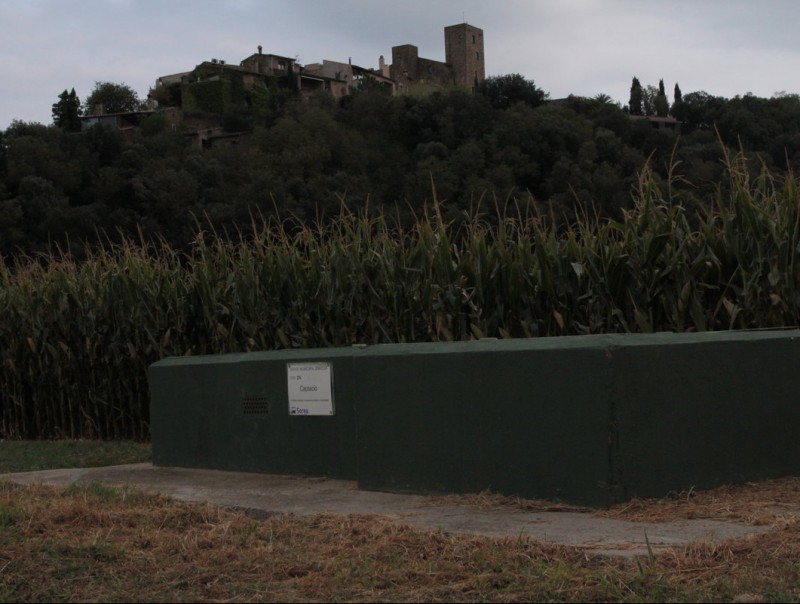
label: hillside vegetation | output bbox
[4,79,800,257]
[3,80,800,439]
[2,149,799,439]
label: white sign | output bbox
[287,362,334,416]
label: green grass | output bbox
[0,440,151,474]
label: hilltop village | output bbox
[81,23,486,147]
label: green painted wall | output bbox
[611,330,800,500]
[353,340,613,506]
[150,348,359,478]
[149,330,800,507]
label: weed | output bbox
[0,504,18,529]
[61,482,153,506]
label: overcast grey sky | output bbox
[2,0,800,130]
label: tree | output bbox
[84,81,143,115]
[0,129,7,176]
[52,88,82,131]
[641,85,659,116]
[655,79,669,117]
[11,175,70,252]
[476,74,548,109]
[671,83,684,118]
[677,91,726,131]
[353,74,393,96]
[628,77,643,115]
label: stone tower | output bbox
[444,23,485,91]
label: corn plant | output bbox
[2,150,799,439]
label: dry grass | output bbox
[423,491,595,514]
[1,479,800,602]
[596,476,800,526]
[428,477,800,527]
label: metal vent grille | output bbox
[242,395,271,415]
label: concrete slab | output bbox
[0,463,771,557]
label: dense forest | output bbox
[3,74,800,258]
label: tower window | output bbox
[476,52,480,60]
[472,35,476,44]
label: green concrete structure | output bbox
[611,331,800,501]
[149,329,800,507]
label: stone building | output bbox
[302,59,395,97]
[149,22,486,111]
[444,23,485,90]
[136,23,486,146]
[239,50,297,78]
[390,23,485,92]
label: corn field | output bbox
[2,151,800,440]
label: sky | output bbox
[3,0,800,130]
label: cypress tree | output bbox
[671,82,684,119]
[629,77,643,115]
[655,79,669,117]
